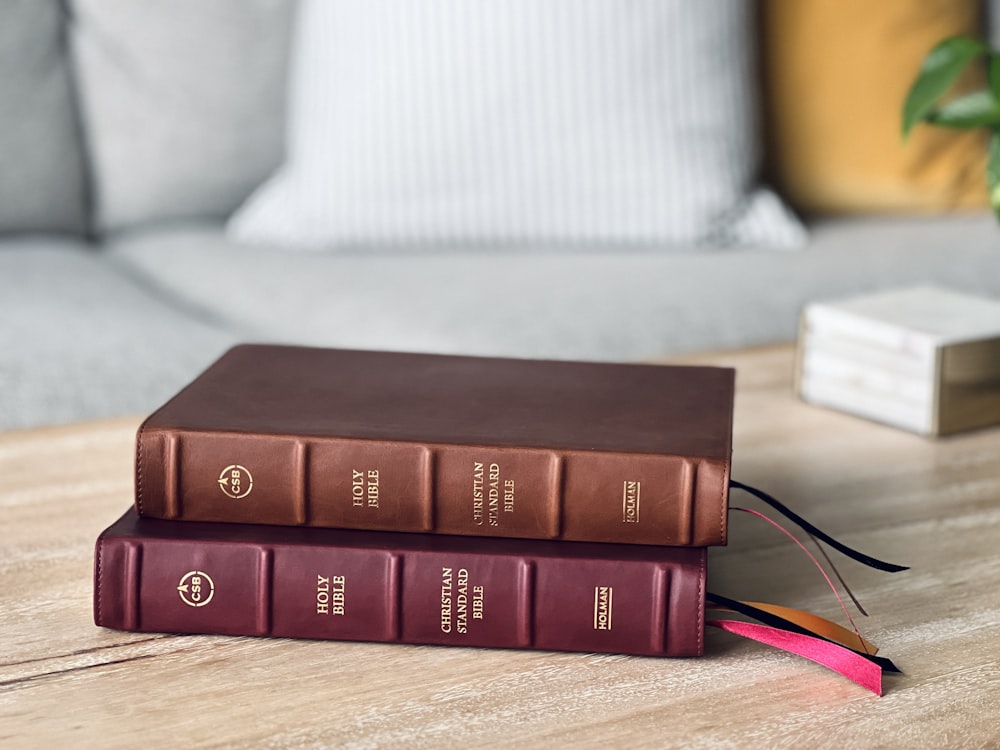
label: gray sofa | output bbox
[3,1,1000,431]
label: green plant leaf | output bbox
[902,36,988,138]
[926,90,1000,128]
[989,53,1000,100]
[989,130,1000,220]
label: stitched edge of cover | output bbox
[135,420,145,516]
[697,548,705,655]
[720,459,730,545]
[95,532,105,626]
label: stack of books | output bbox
[93,344,898,691]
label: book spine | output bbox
[134,427,728,546]
[94,529,705,657]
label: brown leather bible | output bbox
[94,509,706,657]
[135,344,734,546]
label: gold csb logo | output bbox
[177,570,215,607]
[218,464,253,499]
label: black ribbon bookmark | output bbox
[729,480,909,573]
[706,592,902,674]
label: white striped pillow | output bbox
[229,0,805,249]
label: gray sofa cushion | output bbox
[70,0,296,233]
[7,215,998,430]
[0,0,87,235]
[0,238,236,430]
[107,215,1000,362]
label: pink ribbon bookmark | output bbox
[708,619,884,696]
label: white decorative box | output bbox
[796,286,1000,436]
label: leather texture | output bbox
[95,509,706,657]
[135,345,734,546]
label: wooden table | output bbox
[3,346,999,748]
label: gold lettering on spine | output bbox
[456,568,469,634]
[473,460,516,525]
[472,463,484,526]
[472,585,484,620]
[441,567,486,633]
[316,574,346,615]
[488,464,500,527]
[352,470,364,507]
[593,586,613,630]
[316,575,330,614]
[440,567,453,633]
[331,576,345,615]
[622,480,641,523]
[351,469,380,509]
[366,470,380,507]
[441,568,486,635]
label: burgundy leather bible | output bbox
[95,509,706,657]
[135,344,734,546]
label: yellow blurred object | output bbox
[762,0,989,214]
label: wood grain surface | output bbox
[2,346,998,749]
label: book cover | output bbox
[135,345,735,546]
[95,509,706,657]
